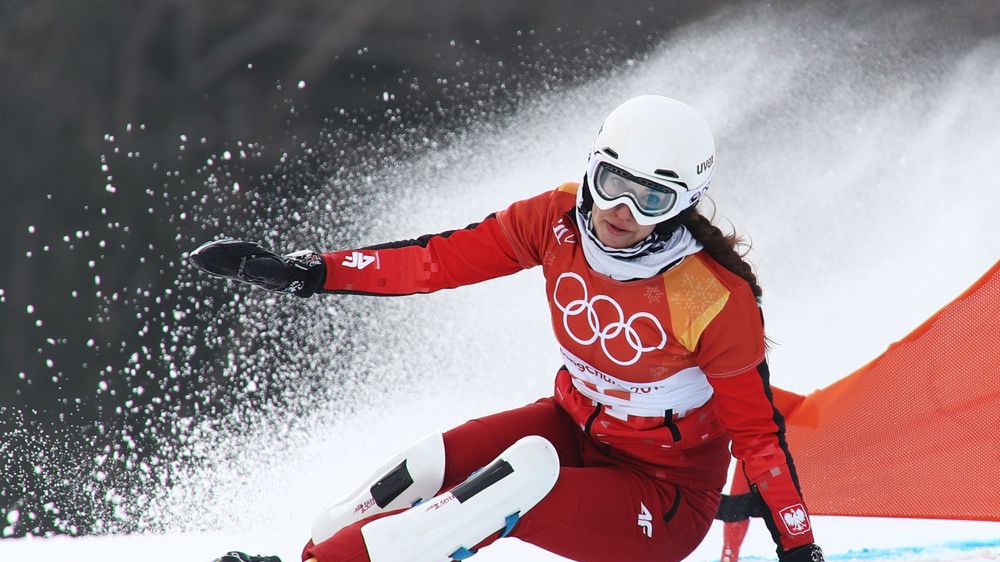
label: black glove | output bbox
[189,239,326,297]
[780,544,824,562]
[212,552,282,562]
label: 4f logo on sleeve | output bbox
[637,502,653,538]
[342,251,376,270]
[778,504,811,535]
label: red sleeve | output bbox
[319,214,526,295]
[709,363,815,553]
[320,187,572,295]
[697,291,815,553]
[709,362,814,555]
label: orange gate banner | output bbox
[719,260,1000,561]
[778,260,1000,521]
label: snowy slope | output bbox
[3,2,998,561]
[1,520,998,562]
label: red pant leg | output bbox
[448,399,724,561]
[512,466,720,562]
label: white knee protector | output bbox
[360,435,560,562]
[311,432,447,543]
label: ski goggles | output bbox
[586,155,707,225]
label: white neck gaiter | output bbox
[575,205,702,281]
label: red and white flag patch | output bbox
[778,503,811,535]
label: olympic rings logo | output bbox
[553,272,667,366]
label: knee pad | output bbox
[311,432,447,543]
[360,435,560,562]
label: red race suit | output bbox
[305,184,816,561]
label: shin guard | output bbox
[311,432,447,543]
[360,435,559,562]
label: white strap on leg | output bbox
[311,432,447,543]
[360,435,560,562]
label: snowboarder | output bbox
[194,95,825,562]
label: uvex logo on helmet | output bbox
[696,155,714,175]
[553,273,667,366]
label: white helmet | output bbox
[586,95,716,226]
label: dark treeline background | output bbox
[1,0,733,537]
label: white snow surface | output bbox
[2,519,999,562]
[4,2,999,561]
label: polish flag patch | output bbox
[778,504,810,535]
